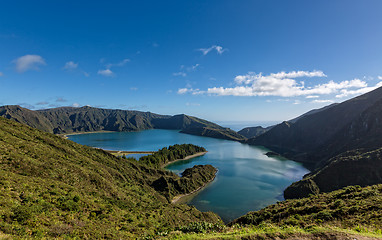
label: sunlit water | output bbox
[68,129,308,222]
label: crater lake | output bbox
[67,129,309,222]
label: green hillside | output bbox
[0,116,221,239]
[166,185,382,239]
[0,105,246,141]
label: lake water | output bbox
[67,129,309,222]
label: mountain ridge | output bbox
[0,105,246,141]
[247,86,382,168]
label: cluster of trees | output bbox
[139,144,206,168]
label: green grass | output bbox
[2,115,382,239]
[0,116,221,239]
[165,184,382,239]
[165,224,382,239]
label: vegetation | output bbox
[284,147,382,199]
[0,105,246,141]
[139,144,206,168]
[0,116,221,239]
[165,185,382,239]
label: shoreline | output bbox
[162,151,207,168]
[171,171,217,204]
[61,130,117,139]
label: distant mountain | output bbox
[236,104,338,139]
[0,105,245,141]
[237,126,273,138]
[247,86,382,168]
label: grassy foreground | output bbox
[0,116,221,239]
[2,115,382,239]
[163,185,382,239]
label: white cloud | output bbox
[173,72,187,77]
[106,58,130,69]
[174,64,200,77]
[378,76,382,80]
[177,88,202,95]
[198,45,227,55]
[335,81,382,98]
[311,99,334,104]
[306,95,319,99]
[269,70,326,79]
[98,69,114,77]
[72,103,80,107]
[177,88,190,94]
[190,64,200,71]
[200,70,376,98]
[14,54,46,72]
[63,61,78,70]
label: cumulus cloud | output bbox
[335,81,382,98]
[177,88,202,95]
[63,61,78,70]
[378,76,382,80]
[72,103,80,107]
[98,69,114,77]
[197,45,227,55]
[178,70,382,99]
[208,70,379,97]
[14,54,46,72]
[98,58,129,77]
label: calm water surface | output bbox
[68,129,309,222]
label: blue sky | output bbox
[1,1,382,122]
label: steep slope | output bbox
[238,126,273,138]
[288,103,339,123]
[230,185,382,238]
[0,116,221,238]
[0,105,245,141]
[284,147,382,199]
[0,105,54,132]
[247,86,382,167]
[169,185,382,239]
